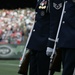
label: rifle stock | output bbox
[18,50,30,75]
[50,49,61,72]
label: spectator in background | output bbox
[0,8,35,44]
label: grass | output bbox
[0,60,20,75]
[0,60,62,75]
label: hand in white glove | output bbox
[46,47,53,56]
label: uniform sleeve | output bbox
[46,2,64,49]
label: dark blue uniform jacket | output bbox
[27,0,75,51]
[27,0,63,51]
[27,0,50,51]
[58,0,75,48]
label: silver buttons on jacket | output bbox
[62,21,65,24]
[33,29,35,32]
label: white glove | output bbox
[46,47,53,56]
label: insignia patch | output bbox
[53,3,62,10]
[39,0,47,9]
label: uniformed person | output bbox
[26,0,64,75]
[27,0,50,75]
[57,0,75,75]
[43,0,75,75]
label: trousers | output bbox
[29,50,50,75]
[61,48,75,75]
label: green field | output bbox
[0,60,20,75]
[0,60,62,75]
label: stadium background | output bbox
[0,0,61,75]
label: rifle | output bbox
[46,1,67,75]
[18,20,35,75]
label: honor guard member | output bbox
[57,0,75,75]
[27,0,51,75]
[26,0,63,75]
[45,0,75,75]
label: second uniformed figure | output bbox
[58,0,75,75]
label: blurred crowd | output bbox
[0,8,35,44]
